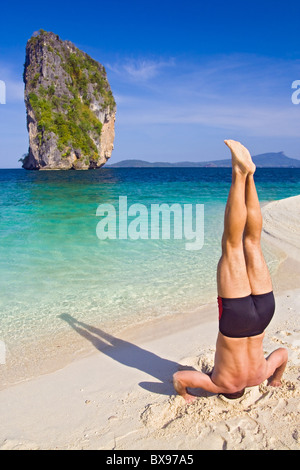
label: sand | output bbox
[0,195,299,451]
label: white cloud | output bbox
[116,99,300,137]
[111,54,300,138]
[107,57,175,82]
[6,79,24,102]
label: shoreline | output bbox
[0,195,299,450]
[0,199,290,391]
[0,290,220,392]
[0,253,282,393]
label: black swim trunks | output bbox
[217,291,275,338]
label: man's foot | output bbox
[224,139,256,175]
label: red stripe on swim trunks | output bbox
[217,296,223,320]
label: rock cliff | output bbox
[22,30,116,170]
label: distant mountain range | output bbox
[108,152,300,168]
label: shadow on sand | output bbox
[59,313,185,396]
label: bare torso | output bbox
[211,332,268,392]
[173,329,287,402]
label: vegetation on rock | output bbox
[22,30,116,170]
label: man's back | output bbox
[212,332,267,392]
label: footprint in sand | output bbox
[272,329,300,346]
[271,329,300,365]
[0,439,40,450]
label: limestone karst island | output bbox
[22,30,116,170]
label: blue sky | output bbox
[1,0,300,168]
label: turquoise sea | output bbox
[1,167,300,386]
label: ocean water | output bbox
[1,167,300,385]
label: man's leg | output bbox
[217,140,254,298]
[243,173,273,295]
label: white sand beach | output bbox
[0,195,299,450]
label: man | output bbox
[173,140,288,403]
